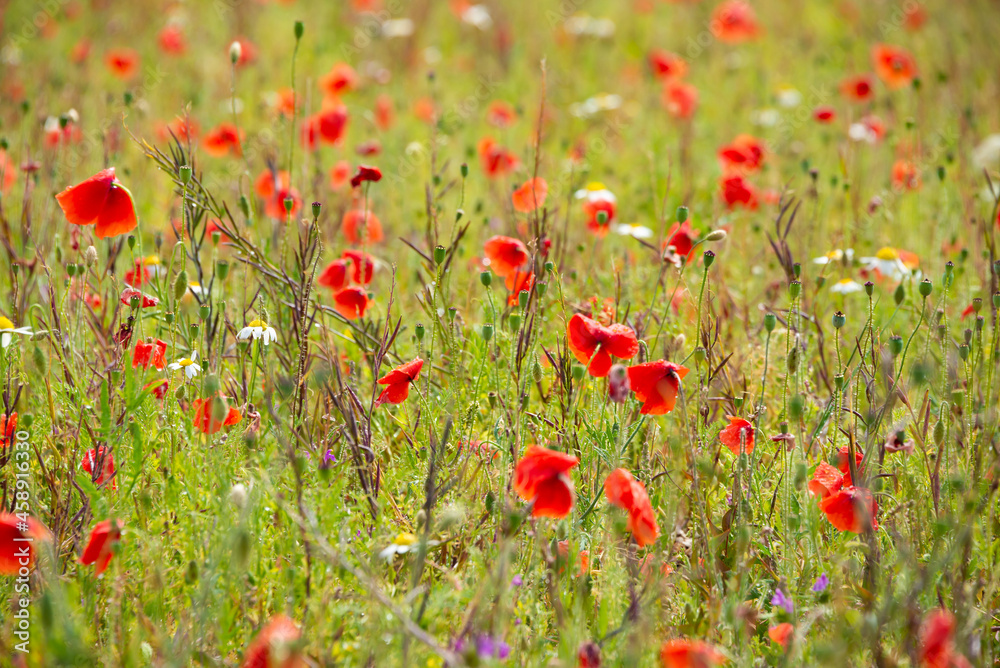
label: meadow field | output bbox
[1,0,999,665]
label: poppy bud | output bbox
[545,261,554,273]
[705,229,727,242]
[32,345,48,374]
[20,414,33,430]
[976,315,984,332]
[958,344,969,361]
[518,290,529,309]
[937,165,945,181]
[434,245,446,264]
[487,392,497,409]
[509,314,521,331]
[532,358,543,383]
[480,271,492,287]
[127,234,136,250]
[596,210,608,225]
[85,245,98,266]
[216,260,230,280]
[703,250,715,268]
[734,396,744,411]
[164,312,174,324]
[793,262,801,279]
[294,20,304,40]
[676,206,689,223]
[789,393,804,419]
[212,395,229,423]
[239,195,251,220]
[311,201,322,219]
[888,335,903,356]
[67,263,77,277]
[693,347,706,364]
[933,415,945,446]
[832,311,845,329]
[481,324,494,341]
[179,165,192,184]
[787,346,799,373]
[816,276,826,289]
[204,373,221,395]
[607,364,630,403]
[185,560,199,585]
[894,283,905,305]
[229,41,242,64]
[919,279,932,297]
[211,230,221,246]
[764,313,776,333]
[834,374,844,390]
[571,364,586,381]
[963,328,972,345]
[174,270,189,301]
[414,323,425,340]
[994,292,1000,309]
[789,280,801,299]
[234,528,250,566]
[124,91,133,107]
[283,197,294,214]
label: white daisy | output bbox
[569,94,622,119]
[858,247,914,281]
[238,319,277,345]
[378,532,439,562]
[613,223,654,239]
[142,255,165,277]
[830,278,863,294]
[776,86,802,108]
[848,122,878,144]
[167,349,201,379]
[461,5,493,30]
[574,182,617,204]
[812,248,855,265]
[0,316,33,348]
[188,282,206,298]
[381,18,415,38]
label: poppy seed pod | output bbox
[888,335,903,356]
[480,271,492,287]
[204,373,220,395]
[414,323,425,340]
[294,21,304,40]
[832,311,846,329]
[676,206,689,223]
[434,245,446,264]
[764,313,777,333]
[919,279,932,297]
[481,324,494,341]
[518,290,529,309]
[793,262,801,278]
[509,314,521,331]
[216,260,230,280]
[179,165,192,184]
[789,280,801,299]
[311,201,322,219]
[703,250,715,268]
[894,283,905,305]
[864,281,874,296]
[461,163,469,178]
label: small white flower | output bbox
[0,316,33,348]
[142,255,165,277]
[574,182,617,203]
[848,122,877,144]
[381,18,415,38]
[613,223,654,240]
[569,94,622,119]
[776,86,802,108]
[830,278,863,294]
[812,249,855,265]
[972,134,1000,170]
[378,532,439,562]
[238,319,278,345]
[751,108,780,127]
[858,247,913,281]
[461,5,493,30]
[167,349,201,379]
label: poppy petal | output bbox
[531,474,574,518]
[55,168,115,226]
[93,184,138,239]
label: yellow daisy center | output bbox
[248,319,267,328]
[143,255,161,266]
[0,316,13,329]
[394,532,417,546]
[875,247,899,261]
[179,358,195,367]
[586,181,606,191]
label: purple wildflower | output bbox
[811,573,829,593]
[511,574,523,587]
[771,587,794,614]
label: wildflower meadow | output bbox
[1,0,999,665]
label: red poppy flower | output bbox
[341,209,383,245]
[920,609,971,668]
[813,105,836,123]
[55,167,138,239]
[840,74,875,102]
[719,416,755,455]
[333,286,370,319]
[231,37,258,67]
[374,94,395,130]
[158,25,187,55]
[342,249,375,285]
[105,48,139,79]
[818,485,878,533]
[320,62,358,97]
[663,221,698,261]
[566,313,639,377]
[892,159,921,191]
[513,445,580,518]
[661,80,699,119]
[203,123,244,157]
[300,114,322,151]
[205,218,232,244]
[583,197,617,236]
[627,361,689,415]
[145,379,169,400]
[82,446,117,490]
[483,235,529,278]
[711,0,759,43]
[719,174,758,210]
[659,639,726,668]
[604,468,659,547]
[241,615,303,668]
[351,165,383,188]
[648,49,688,80]
[836,445,863,478]
[768,623,794,649]
[872,44,917,90]
[192,396,242,434]
[478,137,520,177]
[0,412,17,449]
[375,358,423,407]
[505,270,535,306]
[132,339,167,370]
[318,259,352,292]
[80,519,121,575]
[807,462,844,500]
[318,104,350,147]
[0,150,18,192]
[512,177,548,213]
[486,100,517,128]
[123,260,150,286]
[70,39,92,64]
[330,160,352,190]
[120,286,159,308]
[0,512,48,575]
[255,169,301,219]
[157,116,200,144]
[718,134,765,173]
